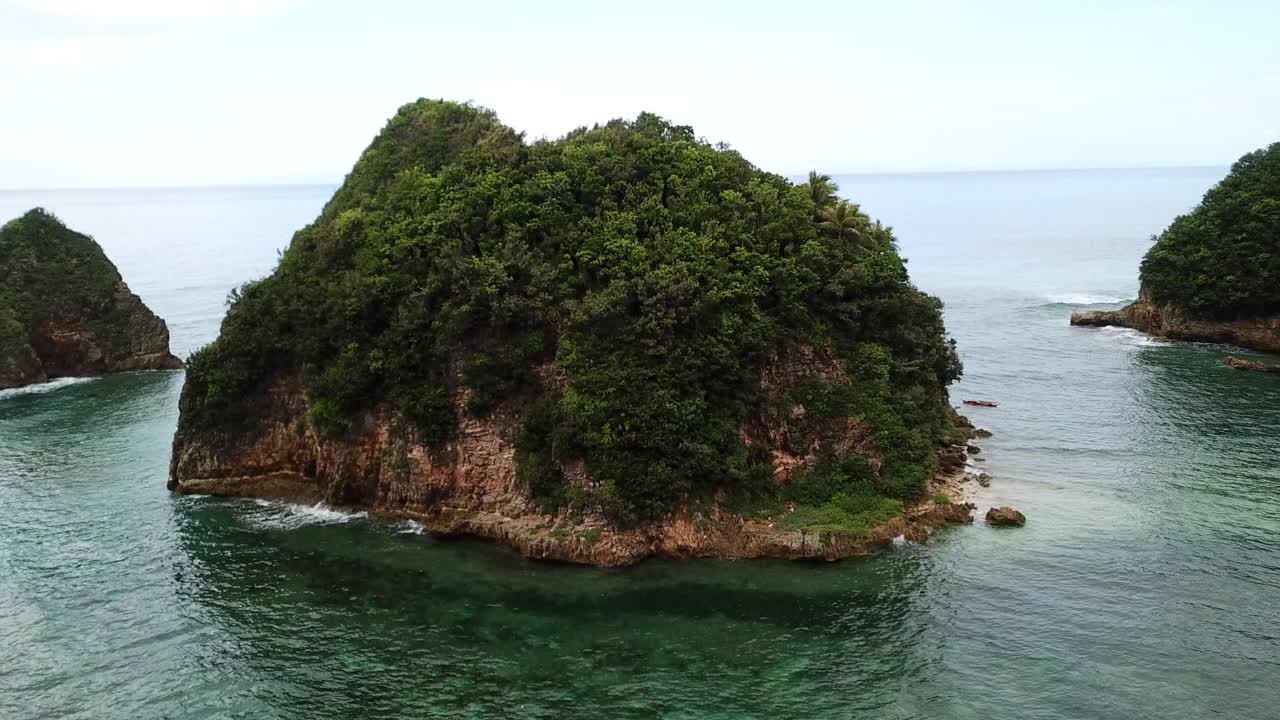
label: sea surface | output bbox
[2,169,1278,719]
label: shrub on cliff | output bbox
[179,99,961,523]
[1139,143,1280,320]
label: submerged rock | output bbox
[985,506,1026,527]
[0,209,181,390]
[1224,356,1280,374]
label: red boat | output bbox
[963,400,998,408]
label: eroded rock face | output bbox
[0,210,182,389]
[745,346,878,484]
[985,506,1026,527]
[1071,299,1280,354]
[170,367,979,566]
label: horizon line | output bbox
[0,163,1229,194]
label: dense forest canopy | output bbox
[179,100,961,524]
[1140,143,1280,319]
[1,209,123,326]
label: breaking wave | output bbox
[0,376,95,401]
[1042,292,1131,306]
[1097,325,1170,348]
[246,499,368,530]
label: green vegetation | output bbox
[1,209,123,329]
[1140,143,1280,319]
[1,209,154,383]
[178,99,961,527]
[933,493,951,505]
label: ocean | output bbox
[2,168,1277,719]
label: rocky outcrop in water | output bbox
[0,210,182,390]
[1071,296,1280,354]
[1224,355,1280,374]
[985,506,1026,527]
[169,100,972,565]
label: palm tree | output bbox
[817,200,869,249]
[806,170,837,212]
[870,219,900,253]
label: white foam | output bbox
[1097,325,1170,348]
[1046,292,1129,305]
[396,520,425,535]
[246,500,367,529]
[0,376,95,400]
[891,534,912,547]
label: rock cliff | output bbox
[0,209,182,389]
[170,368,979,566]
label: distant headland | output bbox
[0,209,181,390]
[1072,143,1280,354]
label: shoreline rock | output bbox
[1071,300,1280,354]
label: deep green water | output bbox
[2,172,1278,719]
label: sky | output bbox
[1,0,1278,189]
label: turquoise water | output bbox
[2,170,1278,719]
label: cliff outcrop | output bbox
[1070,294,1280,353]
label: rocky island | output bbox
[169,99,978,565]
[1,209,182,390]
[1072,143,1280,352]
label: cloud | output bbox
[7,0,290,25]
[1,0,291,70]
[19,30,181,69]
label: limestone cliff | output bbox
[0,209,182,390]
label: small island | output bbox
[1,209,182,390]
[1072,143,1280,353]
[169,100,979,565]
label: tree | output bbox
[817,199,869,249]
[805,170,837,212]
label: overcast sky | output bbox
[2,0,1278,189]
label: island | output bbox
[169,99,979,565]
[1,209,182,390]
[1071,143,1280,353]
